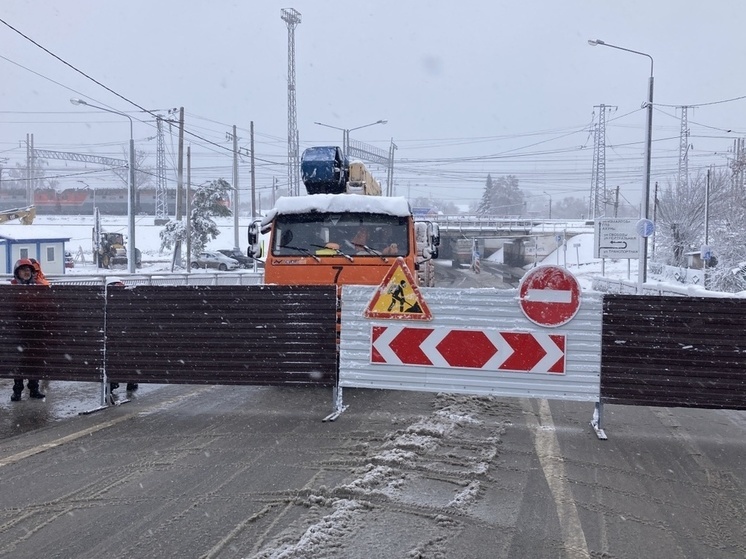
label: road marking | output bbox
[522,398,590,559]
[0,386,215,468]
[0,415,132,467]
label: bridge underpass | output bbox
[428,215,593,269]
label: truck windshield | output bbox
[273,213,408,257]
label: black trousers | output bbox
[13,378,39,393]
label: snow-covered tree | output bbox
[3,158,59,192]
[552,196,587,219]
[476,174,524,216]
[159,178,232,256]
[654,175,708,267]
[653,167,746,291]
[703,169,746,291]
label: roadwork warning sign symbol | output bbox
[364,257,433,320]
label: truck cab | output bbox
[249,194,419,286]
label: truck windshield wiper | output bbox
[344,240,388,262]
[281,245,321,262]
[311,244,354,262]
[345,241,389,262]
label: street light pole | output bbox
[70,98,137,274]
[314,119,387,158]
[543,191,552,219]
[588,39,654,292]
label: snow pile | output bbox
[249,394,507,558]
[252,498,368,559]
[262,194,411,226]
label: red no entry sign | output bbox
[519,266,581,327]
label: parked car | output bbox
[217,248,255,268]
[190,251,239,271]
[64,251,75,268]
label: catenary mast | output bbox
[281,8,301,196]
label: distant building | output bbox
[0,234,71,275]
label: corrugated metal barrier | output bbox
[0,285,337,390]
[339,285,603,402]
[2,281,745,434]
[601,295,746,411]
[105,285,338,386]
[0,285,104,382]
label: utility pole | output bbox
[386,140,397,196]
[26,133,34,205]
[173,107,185,269]
[281,8,301,196]
[186,146,191,270]
[613,185,620,217]
[175,107,185,220]
[651,181,659,259]
[250,121,256,217]
[228,125,240,250]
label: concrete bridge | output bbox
[422,215,594,267]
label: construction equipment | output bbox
[0,205,36,225]
[93,230,128,269]
[250,146,435,287]
[92,208,140,269]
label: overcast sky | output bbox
[2,0,745,212]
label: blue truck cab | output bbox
[300,146,349,194]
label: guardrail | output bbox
[591,276,745,298]
[0,271,264,287]
[430,215,594,235]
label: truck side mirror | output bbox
[248,219,262,258]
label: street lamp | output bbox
[313,119,387,158]
[71,98,136,274]
[543,191,552,219]
[588,39,654,292]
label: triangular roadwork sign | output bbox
[364,257,433,320]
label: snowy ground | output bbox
[4,216,625,283]
[2,215,255,276]
[2,215,730,296]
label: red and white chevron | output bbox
[371,325,566,374]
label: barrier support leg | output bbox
[323,385,348,422]
[590,401,607,440]
[79,373,130,416]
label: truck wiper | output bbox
[312,244,354,262]
[281,245,321,262]
[348,245,389,262]
[344,241,388,262]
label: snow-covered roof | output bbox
[0,232,71,242]
[262,194,411,227]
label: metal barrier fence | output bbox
[0,284,338,414]
[601,295,746,411]
[2,280,744,434]
[36,271,264,287]
[338,284,746,439]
